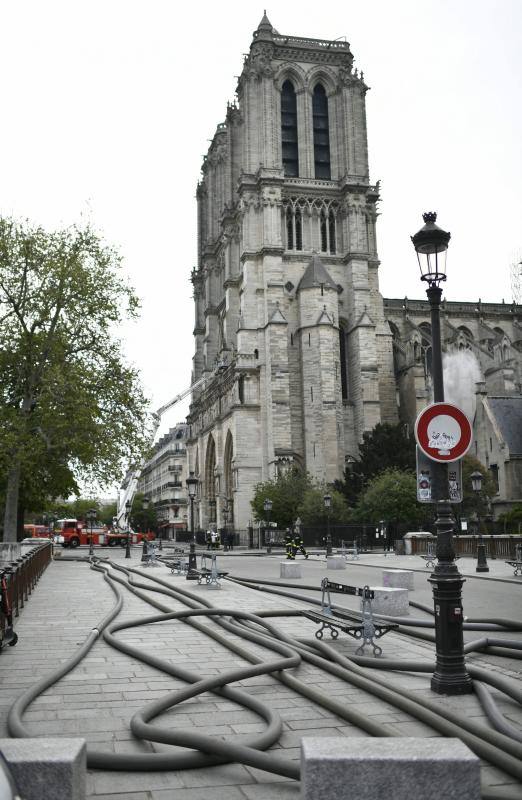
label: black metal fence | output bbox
[1,540,52,639]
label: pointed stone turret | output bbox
[253,11,275,42]
[297,254,337,293]
[257,11,273,31]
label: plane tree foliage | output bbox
[251,469,314,530]
[0,216,151,540]
[334,423,416,505]
[352,468,429,528]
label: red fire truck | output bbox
[23,524,52,540]
[54,520,153,549]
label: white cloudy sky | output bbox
[1,0,521,440]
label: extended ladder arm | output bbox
[115,364,227,530]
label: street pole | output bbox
[471,471,489,573]
[324,494,332,555]
[186,472,199,579]
[125,500,132,559]
[86,508,96,558]
[264,498,273,554]
[412,212,472,695]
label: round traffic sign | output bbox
[414,402,472,463]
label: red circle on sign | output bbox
[415,402,472,463]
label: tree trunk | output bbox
[3,460,21,542]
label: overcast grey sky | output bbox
[1,0,521,440]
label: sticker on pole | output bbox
[414,402,472,463]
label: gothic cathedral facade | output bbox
[186,16,399,532]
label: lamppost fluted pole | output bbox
[186,471,199,578]
[411,212,472,695]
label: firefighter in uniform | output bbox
[293,528,308,559]
[285,529,295,560]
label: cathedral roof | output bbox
[297,254,337,293]
[488,396,522,455]
[478,321,496,340]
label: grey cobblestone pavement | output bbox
[1,546,521,799]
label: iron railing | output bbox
[0,540,52,637]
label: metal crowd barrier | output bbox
[0,540,52,643]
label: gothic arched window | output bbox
[313,84,331,179]
[286,207,294,250]
[320,210,328,252]
[295,208,303,250]
[328,210,336,254]
[281,81,298,177]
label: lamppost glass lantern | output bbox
[411,212,451,286]
[470,470,483,493]
[323,493,332,510]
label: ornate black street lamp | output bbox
[264,498,273,554]
[186,471,199,577]
[323,494,332,555]
[470,470,489,573]
[86,508,96,557]
[411,212,472,695]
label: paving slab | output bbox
[0,547,520,799]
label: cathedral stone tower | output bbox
[187,15,397,532]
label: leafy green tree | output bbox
[251,469,314,530]
[98,501,117,526]
[298,486,351,527]
[353,468,428,528]
[129,493,158,533]
[0,216,150,540]
[497,504,522,534]
[334,423,415,505]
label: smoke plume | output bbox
[443,349,483,422]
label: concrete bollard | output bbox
[368,586,409,615]
[301,737,481,800]
[382,569,415,590]
[280,562,302,579]
[0,738,86,800]
[326,556,346,570]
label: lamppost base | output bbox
[429,563,473,696]
[187,542,198,579]
[430,671,473,695]
[476,544,489,573]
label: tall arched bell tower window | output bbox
[313,84,331,179]
[281,81,299,177]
